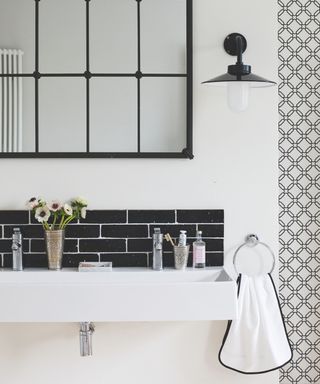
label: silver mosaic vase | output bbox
[45,230,65,270]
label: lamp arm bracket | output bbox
[223,33,247,58]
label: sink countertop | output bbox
[0,267,237,322]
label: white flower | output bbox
[35,206,51,223]
[48,200,62,212]
[37,197,47,207]
[26,197,38,209]
[75,197,88,207]
[81,207,87,219]
[64,204,73,216]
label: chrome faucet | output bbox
[152,228,163,271]
[12,228,23,271]
[79,322,95,357]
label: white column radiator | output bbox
[0,49,23,152]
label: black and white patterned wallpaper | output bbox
[278,1,320,383]
[0,209,224,269]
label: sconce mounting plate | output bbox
[224,33,247,56]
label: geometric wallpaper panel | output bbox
[278,1,320,383]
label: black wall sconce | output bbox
[202,33,276,112]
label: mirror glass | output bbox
[90,77,137,152]
[141,0,186,73]
[0,0,35,73]
[39,78,86,152]
[20,78,35,153]
[90,0,137,73]
[0,0,192,157]
[39,0,86,73]
[140,77,186,152]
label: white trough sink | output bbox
[0,267,237,322]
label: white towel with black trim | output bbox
[219,273,292,374]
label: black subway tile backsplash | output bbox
[0,240,13,254]
[204,239,224,252]
[206,253,224,267]
[4,253,48,269]
[0,209,224,268]
[128,210,175,223]
[0,211,29,224]
[128,238,153,252]
[23,254,48,268]
[177,209,224,223]
[100,253,148,268]
[102,225,148,238]
[4,225,43,239]
[81,210,126,224]
[65,225,100,238]
[31,239,78,253]
[3,254,12,268]
[63,253,99,267]
[79,239,126,253]
[198,224,224,238]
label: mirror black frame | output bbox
[0,0,193,159]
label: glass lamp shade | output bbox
[227,82,249,112]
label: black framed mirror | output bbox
[0,0,193,158]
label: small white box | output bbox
[78,262,112,272]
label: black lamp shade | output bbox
[202,72,276,88]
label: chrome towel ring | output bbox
[233,234,276,275]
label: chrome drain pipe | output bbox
[79,322,95,357]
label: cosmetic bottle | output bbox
[178,230,187,246]
[193,230,206,268]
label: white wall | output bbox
[0,0,278,383]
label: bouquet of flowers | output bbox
[27,197,88,230]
